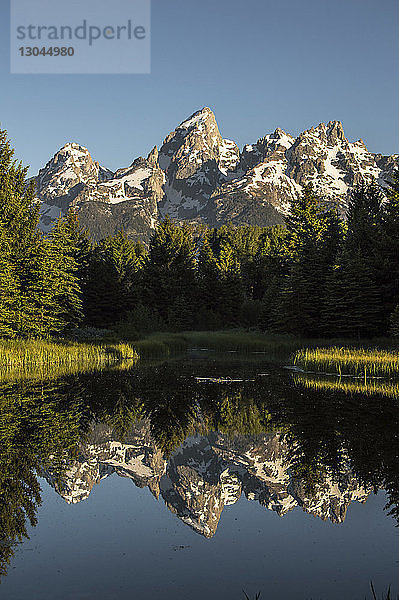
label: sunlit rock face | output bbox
[45,427,371,537]
[45,422,167,504]
[33,144,164,241]
[32,108,399,239]
[158,107,241,222]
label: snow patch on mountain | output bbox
[32,108,399,237]
[45,426,372,535]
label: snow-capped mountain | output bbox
[158,107,240,221]
[32,108,399,239]
[36,143,164,240]
[45,422,371,538]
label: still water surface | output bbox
[0,355,398,599]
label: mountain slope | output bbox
[36,143,164,240]
[32,109,399,239]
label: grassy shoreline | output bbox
[0,332,397,379]
[0,339,137,373]
[294,346,399,378]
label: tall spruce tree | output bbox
[380,170,399,331]
[322,182,384,338]
[0,128,45,337]
[197,229,223,326]
[0,130,40,252]
[47,213,84,330]
[216,224,262,301]
[255,225,290,329]
[0,129,86,337]
[142,217,197,327]
[197,226,246,327]
[275,185,341,336]
[214,234,245,325]
[0,225,19,337]
[83,230,145,327]
[16,235,74,337]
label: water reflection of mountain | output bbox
[1,358,399,577]
[45,421,371,538]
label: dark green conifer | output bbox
[323,182,384,338]
[379,170,399,331]
[275,185,341,336]
[143,217,197,326]
[0,226,18,337]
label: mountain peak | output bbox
[61,141,87,150]
[159,107,221,169]
[40,141,96,179]
[176,107,216,131]
[147,145,159,165]
[33,108,399,239]
[57,142,91,157]
[326,120,345,142]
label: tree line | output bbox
[1,128,399,339]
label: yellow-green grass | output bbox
[0,358,137,385]
[0,339,138,373]
[0,331,296,380]
[294,346,399,378]
[294,373,399,399]
[1,334,398,381]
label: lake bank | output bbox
[0,331,398,380]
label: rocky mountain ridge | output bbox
[45,422,371,538]
[33,108,399,239]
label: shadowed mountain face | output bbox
[45,421,370,538]
[31,108,399,239]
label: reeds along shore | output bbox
[294,374,399,399]
[0,333,398,381]
[0,332,299,379]
[0,339,138,372]
[0,332,293,375]
[293,347,399,378]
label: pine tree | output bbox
[275,185,341,336]
[0,225,19,337]
[142,217,197,326]
[216,224,262,301]
[48,213,84,330]
[0,128,46,337]
[101,229,144,287]
[197,229,221,317]
[255,225,290,329]
[83,229,145,327]
[83,248,123,327]
[379,170,399,331]
[0,130,40,252]
[196,226,246,327]
[215,236,244,325]
[323,182,384,338]
[16,236,66,337]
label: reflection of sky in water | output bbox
[4,479,396,600]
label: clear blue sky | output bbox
[0,0,398,175]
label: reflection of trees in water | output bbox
[0,379,84,577]
[0,362,399,577]
[275,375,399,517]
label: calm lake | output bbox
[0,354,398,599]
